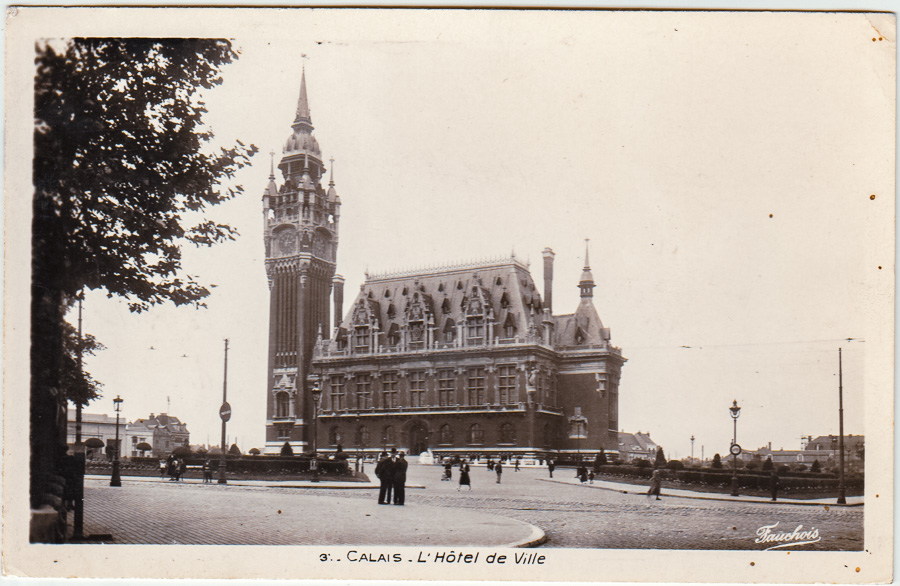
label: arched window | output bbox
[469,423,484,445]
[383,425,395,446]
[439,424,453,445]
[500,423,516,444]
[358,426,369,448]
[275,391,290,418]
[329,426,341,446]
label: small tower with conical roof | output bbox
[262,66,342,453]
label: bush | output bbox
[711,453,723,469]
[280,442,294,457]
[654,447,667,467]
[666,460,684,471]
[777,465,790,475]
[762,457,773,471]
[745,461,759,470]
[249,448,261,455]
[811,459,821,473]
[634,459,651,469]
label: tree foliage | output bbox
[61,308,106,407]
[762,456,774,471]
[280,441,294,457]
[654,446,666,466]
[711,453,723,469]
[34,38,257,311]
[228,443,242,456]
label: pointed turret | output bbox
[579,238,596,299]
[294,67,311,126]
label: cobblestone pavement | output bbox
[80,465,863,550]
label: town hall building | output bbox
[262,70,625,461]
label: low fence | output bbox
[593,464,863,492]
[87,455,353,476]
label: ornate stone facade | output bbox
[264,72,625,460]
[263,69,341,452]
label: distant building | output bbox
[66,412,121,460]
[127,413,190,458]
[617,431,659,462]
[743,435,864,471]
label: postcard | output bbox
[3,5,894,583]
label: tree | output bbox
[596,449,608,466]
[280,442,294,457]
[31,38,256,534]
[61,313,105,407]
[666,460,684,471]
[712,453,723,469]
[228,443,242,456]
[172,445,192,457]
[654,447,666,467]
[811,459,821,473]
[136,442,152,456]
[762,456,774,471]
[249,448,261,456]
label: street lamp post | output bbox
[110,395,123,487]
[310,379,322,483]
[690,435,695,464]
[837,348,847,504]
[729,400,741,497]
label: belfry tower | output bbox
[263,69,342,452]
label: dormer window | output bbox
[387,303,396,320]
[441,298,451,314]
[355,325,370,353]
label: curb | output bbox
[504,522,547,548]
[536,478,864,507]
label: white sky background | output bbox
[71,10,893,459]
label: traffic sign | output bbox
[730,443,742,456]
[219,402,232,422]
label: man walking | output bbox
[393,452,408,505]
[547,459,555,478]
[375,452,394,505]
[495,460,503,484]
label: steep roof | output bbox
[334,257,546,342]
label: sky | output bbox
[64,10,893,459]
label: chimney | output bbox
[332,274,345,330]
[541,247,555,314]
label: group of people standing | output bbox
[161,454,186,481]
[375,450,409,505]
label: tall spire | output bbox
[268,150,276,180]
[579,238,596,298]
[294,65,311,125]
[329,157,335,187]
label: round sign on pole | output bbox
[220,402,232,422]
[730,443,742,456]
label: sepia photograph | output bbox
[4,5,895,583]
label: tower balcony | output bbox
[316,403,563,418]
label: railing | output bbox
[319,403,531,417]
[316,338,622,359]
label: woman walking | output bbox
[647,469,662,501]
[458,459,471,491]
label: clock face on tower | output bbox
[277,230,296,256]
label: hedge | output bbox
[595,464,863,491]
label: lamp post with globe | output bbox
[110,395,123,487]
[729,400,742,497]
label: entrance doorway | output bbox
[409,424,429,455]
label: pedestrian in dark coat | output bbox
[769,471,779,502]
[458,460,471,491]
[515,459,520,471]
[495,461,503,484]
[202,459,213,483]
[548,460,555,478]
[178,458,187,481]
[588,470,595,484]
[166,455,176,481]
[646,469,662,500]
[487,459,494,471]
[375,452,394,504]
[392,452,408,505]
